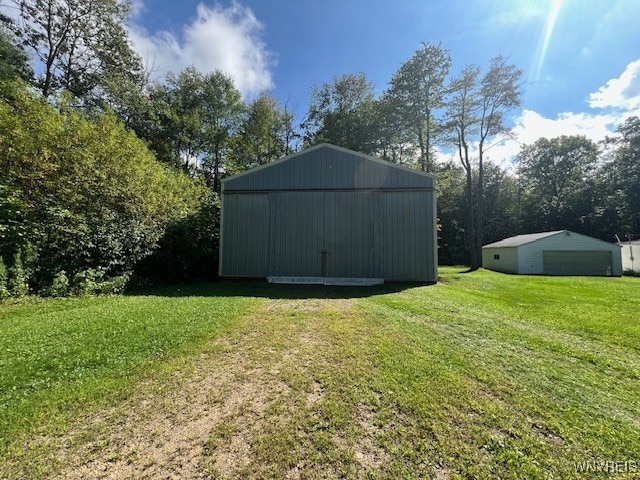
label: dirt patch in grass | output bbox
[27,296,378,479]
[55,339,283,479]
[265,297,354,314]
[351,403,389,471]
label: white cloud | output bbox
[127,0,146,18]
[487,2,547,28]
[128,1,274,97]
[472,60,640,168]
[439,60,640,170]
[478,110,619,168]
[589,59,640,111]
[437,109,620,169]
[513,110,619,144]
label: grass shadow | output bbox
[129,280,430,300]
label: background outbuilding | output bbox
[482,230,622,276]
[618,239,640,274]
[219,143,437,284]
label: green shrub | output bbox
[45,271,70,297]
[70,268,103,296]
[0,256,8,300]
[7,253,28,297]
[95,273,130,295]
[1,86,204,291]
[69,269,129,296]
[133,190,220,285]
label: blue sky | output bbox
[24,0,640,162]
[126,0,640,163]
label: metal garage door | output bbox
[542,251,612,276]
[324,191,377,279]
[268,191,380,282]
[270,191,324,278]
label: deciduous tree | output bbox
[0,21,32,82]
[12,0,141,98]
[303,73,379,154]
[229,93,295,173]
[475,56,523,263]
[445,65,481,269]
[386,42,450,172]
[444,58,522,269]
[517,135,598,232]
[596,117,640,237]
[154,67,245,191]
[0,84,203,288]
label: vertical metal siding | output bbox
[372,192,382,278]
[381,191,434,281]
[271,192,324,276]
[221,188,436,281]
[325,192,375,278]
[431,185,439,281]
[268,191,378,278]
[223,145,434,192]
[268,193,279,275]
[220,146,437,281]
[219,193,269,276]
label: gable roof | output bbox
[484,230,621,249]
[483,230,566,248]
[222,143,435,192]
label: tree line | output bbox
[0,0,297,297]
[1,1,638,298]
[435,126,640,265]
[300,44,638,267]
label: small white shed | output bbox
[482,230,622,277]
[618,240,640,274]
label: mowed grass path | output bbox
[1,269,639,479]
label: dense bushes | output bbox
[133,190,220,285]
[0,81,206,296]
[0,254,29,299]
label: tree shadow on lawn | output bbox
[456,267,476,274]
[130,280,430,300]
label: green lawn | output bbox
[1,269,638,479]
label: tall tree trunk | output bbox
[42,0,55,97]
[43,58,54,96]
[417,124,426,172]
[465,165,477,270]
[425,110,432,173]
[476,145,484,267]
[459,137,478,270]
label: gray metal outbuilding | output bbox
[482,230,622,277]
[219,143,438,284]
